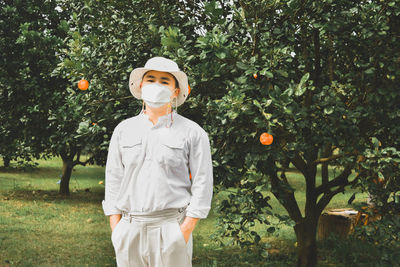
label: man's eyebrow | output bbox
[144,75,171,81]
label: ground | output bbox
[1,157,386,266]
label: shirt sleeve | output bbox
[102,124,124,216]
[186,128,213,219]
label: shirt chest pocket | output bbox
[120,138,142,167]
[157,138,186,168]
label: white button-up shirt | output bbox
[102,112,213,219]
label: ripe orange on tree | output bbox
[260,132,273,145]
[78,79,89,90]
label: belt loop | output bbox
[122,211,133,223]
[178,206,187,213]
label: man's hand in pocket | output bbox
[179,216,199,243]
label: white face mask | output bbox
[141,83,173,108]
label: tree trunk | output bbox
[59,157,73,195]
[322,163,328,184]
[321,144,331,185]
[295,218,318,267]
[3,156,11,167]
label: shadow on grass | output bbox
[2,188,104,205]
[192,245,297,267]
[0,165,41,173]
[318,234,400,267]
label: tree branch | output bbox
[313,154,343,165]
[155,0,168,28]
[321,144,331,185]
[316,173,359,214]
[290,152,308,177]
[279,157,290,184]
[315,165,353,196]
[327,34,334,83]
[73,153,93,167]
[269,168,302,222]
[313,28,321,88]
[313,150,358,166]
[75,150,81,163]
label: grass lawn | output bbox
[0,158,373,266]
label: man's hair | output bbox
[142,71,179,89]
[172,76,179,89]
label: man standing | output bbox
[102,57,213,267]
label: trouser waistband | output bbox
[121,206,187,224]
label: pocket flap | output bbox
[161,138,185,150]
[121,137,142,148]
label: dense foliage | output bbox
[0,0,68,166]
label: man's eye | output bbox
[162,81,169,84]
[147,79,154,82]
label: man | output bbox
[102,57,213,267]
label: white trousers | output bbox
[111,208,192,267]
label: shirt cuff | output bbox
[186,206,210,219]
[102,200,122,216]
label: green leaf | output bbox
[236,62,249,70]
[215,51,226,59]
[324,106,334,115]
[264,99,272,107]
[365,67,375,74]
[253,100,262,109]
[260,68,274,78]
[371,137,380,148]
[276,69,289,78]
[262,111,272,120]
[295,73,309,96]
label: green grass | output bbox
[0,157,378,266]
[0,158,113,266]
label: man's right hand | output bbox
[110,214,122,231]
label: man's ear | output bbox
[174,88,180,97]
[139,81,143,88]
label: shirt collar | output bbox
[140,110,176,128]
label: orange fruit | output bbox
[188,85,191,95]
[253,73,258,79]
[260,132,273,145]
[78,79,89,90]
[373,178,384,184]
[357,155,366,163]
[189,173,192,180]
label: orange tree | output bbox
[57,1,400,265]
[14,0,398,265]
[165,1,400,266]
[0,0,69,167]
[0,0,111,193]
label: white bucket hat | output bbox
[129,57,189,107]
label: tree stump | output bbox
[317,208,361,240]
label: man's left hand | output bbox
[179,216,199,243]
